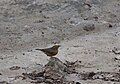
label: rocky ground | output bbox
[0,0,120,84]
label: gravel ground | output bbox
[0,0,120,84]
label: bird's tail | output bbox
[36,49,45,52]
[35,49,42,51]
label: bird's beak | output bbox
[57,45,61,47]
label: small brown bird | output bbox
[35,45,61,57]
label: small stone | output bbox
[114,55,120,60]
[39,11,42,13]
[45,79,53,83]
[109,24,112,28]
[23,53,25,55]
[88,72,96,78]
[83,24,95,31]
[76,82,81,84]
[38,20,44,23]
[94,16,98,21]
[0,73,2,75]
[0,81,8,84]
[42,32,44,34]
[9,66,20,70]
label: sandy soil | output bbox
[0,0,120,84]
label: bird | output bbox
[35,45,61,57]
